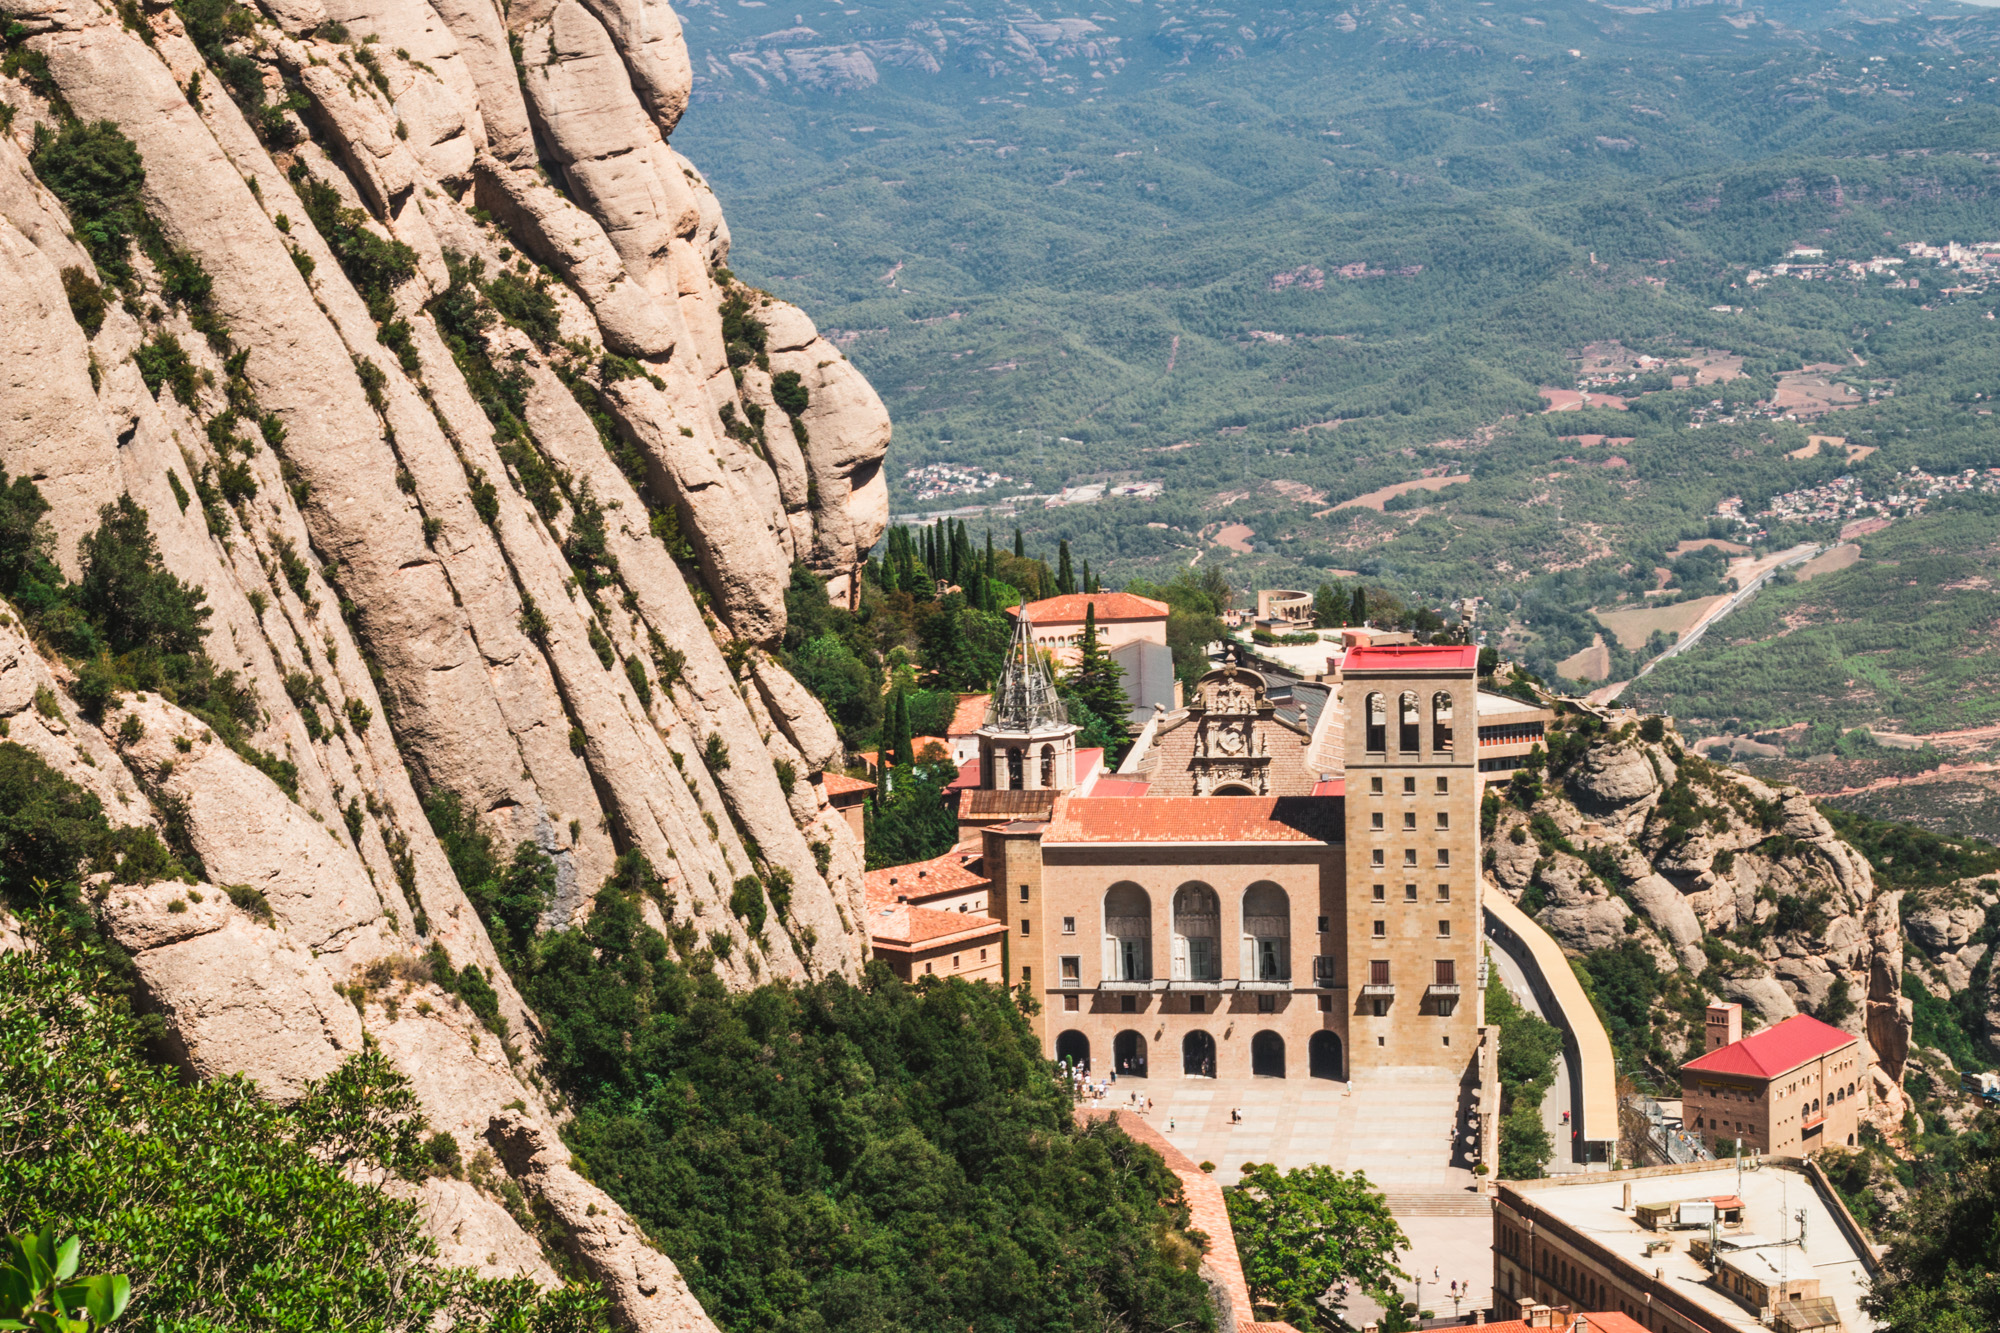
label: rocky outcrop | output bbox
[1484,712,1909,1089]
[0,0,892,1319]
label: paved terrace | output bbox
[1093,1067,1493,1319]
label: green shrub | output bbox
[0,929,607,1330]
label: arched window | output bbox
[1103,883,1152,982]
[1432,691,1454,752]
[1182,1030,1216,1078]
[1173,883,1221,981]
[1242,882,1290,982]
[1114,1030,1148,1078]
[1006,747,1023,789]
[1055,1030,1090,1072]
[1251,1031,1285,1078]
[1365,692,1386,753]
[1040,743,1055,789]
[1399,692,1421,753]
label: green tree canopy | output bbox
[1224,1163,1408,1329]
[1868,1134,2000,1333]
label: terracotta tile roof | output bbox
[1006,592,1170,624]
[1311,778,1345,796]
[865,850,988,904]
[818,772,876,797]
[1090,778,1152,797]
[1682,1014,1857,1080]
[868,902,1008,949]
[962,789,1059,820]
[1342,643,1479,672]
[948,693,992,737]
[1043,795,1343,845]
[1478,1315,1649,1333]
[947,758,982,791]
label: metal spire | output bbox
[986,611,1069,732]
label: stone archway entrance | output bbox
[1251,1031,1286,1078]
[1309,1031,1343,1080]
[1055,1030,1090,1074]
[1182,1030,1216,1078]
[1114,1029,1149,1077]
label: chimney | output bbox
[1706,1003,1743,1052]
[1623,1183,1633,1211]
[1475,1312,1486,1326]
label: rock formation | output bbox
[1483,712,1913,1129]
[0,0,888,1321]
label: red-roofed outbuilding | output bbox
[1005,592,1168,668]
[1680,1006,1866,1156]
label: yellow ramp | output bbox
[1485,889,1620,1149]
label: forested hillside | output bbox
[676,0,2000,716]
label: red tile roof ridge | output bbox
[1006,592,1171,623]
[868,902,1009,947]
[1681,1013,1858,1079]
[948,693,992,736]
[1342,643,1479,672]
[1043,794,1342,844]
[818,772,876,796]
[865,850,989,905]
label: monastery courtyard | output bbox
[1113,1066,1493,1318]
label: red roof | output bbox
[947,694,991,737]
[1090,778,1152,798]
[1044,795,1342,845]
[1006,592,1170,625]
[866,849,989,905]
[1311,778,1346,797]
[948,757,982,791]
[868,902,1008,950]
[1479,1316,1648,1333]
[1681,1014,1857,1080]
[818,772,876,797]
[1342,643,1479,672]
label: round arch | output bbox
[1213,782,1255,796]
[1055,1030,1090,1073]
[1365,692,1386,752]
[1172,883,1221,982]
[1114,1030,1149,1077]
[1251,1031,1286,1078]
[1104,882,1152,982]
[1309,1031,1343,1081]
[1182,1030,1216,1078]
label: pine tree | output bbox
[1351,586,1367,626]
[1314,582,1345,628]
[1057,540,1075,595]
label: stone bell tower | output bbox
[1339,644,1481,1075]
[978,612,1081,791]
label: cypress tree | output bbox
[891,688,913,772]
[1014,527,1025,559]
[1351,586,1368,625]
[1057,540,1075,595]
[1082,560,1095,595]
[1066,603,1130,751]
[985,529,996,578]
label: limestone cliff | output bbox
[0,0,887,1323]
[1482,708,1913,1130]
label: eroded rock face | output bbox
[0,0,885,1316]
[1484,715,1908,1095]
